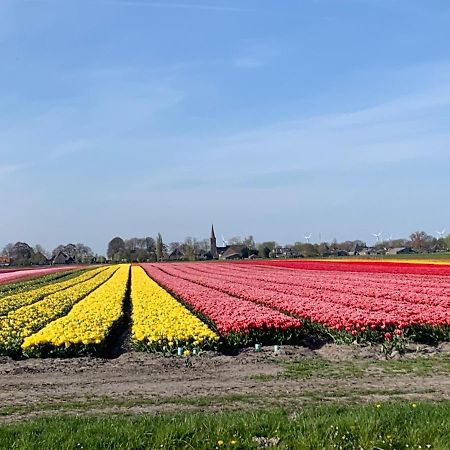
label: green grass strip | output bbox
[0,402,448,449]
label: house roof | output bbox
[221,245,245,259]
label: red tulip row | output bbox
[153,263,450,340]
[226,262,450,293]
[139,264,302,339]
[179,263,450,308]
[243,260,450,277]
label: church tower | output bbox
[210,224,218,259]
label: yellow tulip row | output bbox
[0,266,108,316]
[22,265,130,352]
[0,266,118,355]
[131,266,218,351]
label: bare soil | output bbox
[1,343,450,423]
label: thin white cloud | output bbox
[96,0,247,12]
[233,40,283,69]
[0,163,30,176]
[0,68,185,167]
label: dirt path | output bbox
[1,344,450,423]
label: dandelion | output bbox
[412,403,417,408]
[217,440,224,446]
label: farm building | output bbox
[386,247,416,255]
[0,256,11,266]
[273,247,300,258]
[168,248,185,261]
[220,245,247,260]
[31,252,49,266]
[52,251,75,265]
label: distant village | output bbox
[1,226,449,266]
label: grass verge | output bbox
[0,402,449,449]
[282,353,450,379]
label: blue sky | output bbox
[1,0,450,254]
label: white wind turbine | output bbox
[221,234,229,246]
[372,232,383,243]
[436,228,446,239]
[304,233,312,243]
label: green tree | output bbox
[443,234,450,252]
[409,231,433,252]
[257,241,277,258]
[107,237,125,260]
[182,237,196,261]
[242,235,256,249]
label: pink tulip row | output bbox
[140,264,301,335]
[152,263,450,333]
[0,266,82,285]
[225,262,450,294]
[246,259,450,276]
[180,263,450,308]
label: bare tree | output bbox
[34,244,50,259]
[1,243,14,256]
[156,233,164,261]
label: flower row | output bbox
[0,266,118,356]
[131,266,219,351]
[175,263,450,310]
[247,260,450,276]
[22,265,130,354]
[0,267,108,316]
[153,263,450,340]
[140,264,302,339]
[214,263,450,299]
[0,268,85,298]
[0,266,83,285]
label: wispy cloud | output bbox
[124,73,450,193]
[0,72,187,189]
[96,0,247,12]
[233,40,282,69]
[0,163,30,176]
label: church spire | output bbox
[210,224,218,259]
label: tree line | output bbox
[1,242,98,266]
[107,230,450,262]
[2,230,449,266]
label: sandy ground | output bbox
[1,344,450,423]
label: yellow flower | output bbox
[129,267,218,352]
[217,440,224,446]
[20,266,129,352]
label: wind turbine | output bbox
[221,234,228,246]
[304,234,312,243]
[436,229,446,239]
[372,232,383,243]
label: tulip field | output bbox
[0,260,450,357]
